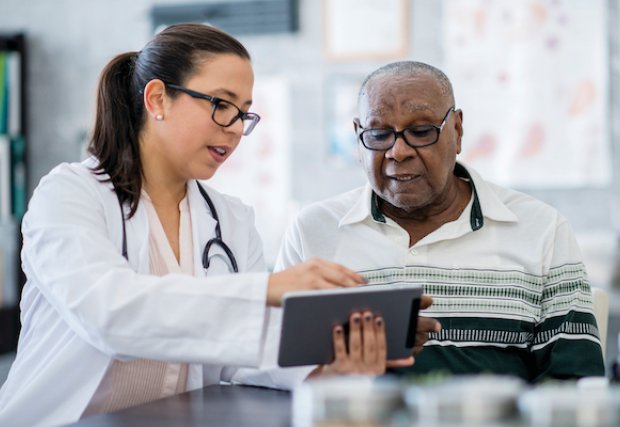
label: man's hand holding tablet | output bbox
[278,284,439,376]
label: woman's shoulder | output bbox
[41,158,107,185]
[32,158,113,205]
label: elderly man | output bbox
[275,61,605,382]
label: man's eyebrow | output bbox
[367,106,391,116]
[402,101,433,113]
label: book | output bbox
[0,247,3,305]
[0,52,6,134]
[10,135,26,219]
[6,51,21,135]
[0,220,17,306]
[0,135,10,220]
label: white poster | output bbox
[323,0,408,60]
[208,76,293,267]
[443,0,610,188]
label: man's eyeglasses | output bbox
[356,107,455,151]
[166,83,261,136]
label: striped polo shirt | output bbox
[275,162,605,382]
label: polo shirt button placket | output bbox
[395,235,407,246]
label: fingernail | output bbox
[364,314,372,322]
[376,318,383,326]
[353,316,361,324]
[362,277,369,284]
[335,326,343,335]
[435,322,442,332]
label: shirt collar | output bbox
[339,161,517,229]
[457,162,518,224]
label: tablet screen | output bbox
[278,284,422,367]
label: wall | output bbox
[0,0,437,199]
[1,0,619,285]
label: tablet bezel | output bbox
[277,284,422,367]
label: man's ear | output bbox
[143,79,167,120]
[353,118,360,133]
[454,109,464,155]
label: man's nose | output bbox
[386,134,416,161]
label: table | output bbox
[65,385,292,427]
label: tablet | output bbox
[277,284,422,367]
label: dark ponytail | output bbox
[89,51,143,217]
[87,24,250,218]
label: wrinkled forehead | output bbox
[358,73,448,121]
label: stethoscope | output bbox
[117,181,239,273]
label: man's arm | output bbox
[274,213,441,360]
[531,220,605,381]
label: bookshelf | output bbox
[0,33,27,354]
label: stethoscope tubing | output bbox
[116,181,239,273]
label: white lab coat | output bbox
[0,158,277,427]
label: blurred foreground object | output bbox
[292,376,403,427]
[404,374,524,425]
[518,380,620,427]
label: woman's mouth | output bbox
[208,145,229,162]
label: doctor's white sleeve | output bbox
[226,215,316,389]
[20,164,269,367]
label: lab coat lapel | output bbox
[186,181,218,390]
[187,180,218,278]
[123,198,150,274]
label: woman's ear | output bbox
[143,79,167,121]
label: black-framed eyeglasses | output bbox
[356,107,455,151]
[166,83,261,136]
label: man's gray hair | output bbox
[358,61,455,106]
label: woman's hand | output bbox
[267,258,367,307]
[307,310,414,378]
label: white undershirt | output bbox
[82,191,193,417]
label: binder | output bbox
[0,135,10,220]
[7,51,21,136]
[0,247,3,305]
[0,53,6,134]
[10,135,25,219]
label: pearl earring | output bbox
[155,114,164,121]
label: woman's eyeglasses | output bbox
[166,83,261,136]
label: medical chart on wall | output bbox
[443,0,610,188]
[208,76,294,267]
[325,75,365,167]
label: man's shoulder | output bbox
[487,180,562,220]
[467,164,564,224]
[296,187,365,224]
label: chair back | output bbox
[591,287,609,360]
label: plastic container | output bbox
[518,382,620,427]
[403,375,525,425]
[292,376,404,427]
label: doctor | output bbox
[0,24,413,427]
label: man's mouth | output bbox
[388,174,420,182]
